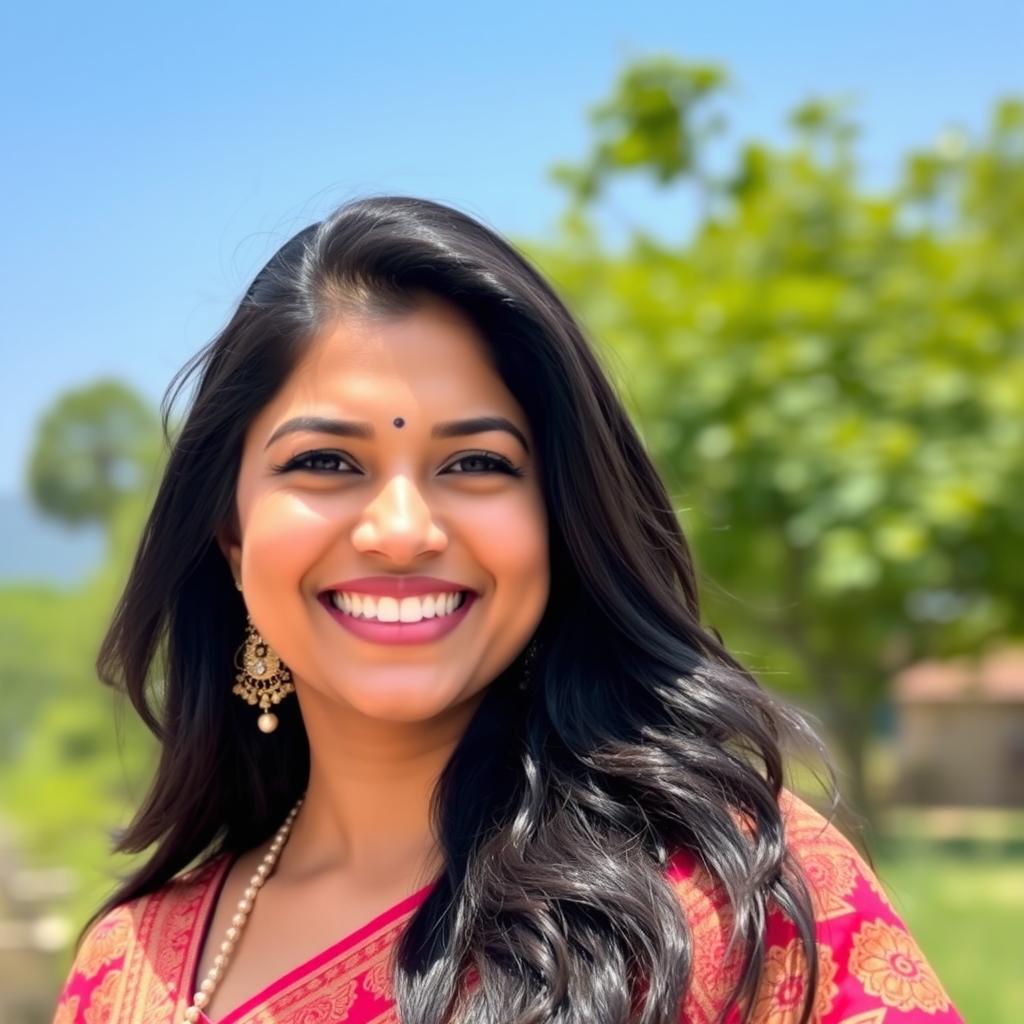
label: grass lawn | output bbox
[874,839,1023,1022]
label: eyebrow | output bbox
[264,415,531,454]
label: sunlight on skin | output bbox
[215,292,550,883]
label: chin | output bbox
[336,673,471,722]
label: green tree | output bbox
[1,491,158,958]
[3,382,162,964]
[534,58,1024,817]
[27,379,160,526]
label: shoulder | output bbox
[772,788,921,948]
[776,787,882,912]
[662,788,875,938]
[758,790,963,1022]
[664,789,963,1023]
[52,854,231,1024]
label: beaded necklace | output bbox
[182,793,305,1023]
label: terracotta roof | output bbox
[893,645,1024,703]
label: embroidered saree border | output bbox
[54,790,964,1023]
[215,903,422,1024]
[53,855,230,1024]
[127,856,229,1023]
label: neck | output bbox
[275,683,484,886]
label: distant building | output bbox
[893,645,1024,807]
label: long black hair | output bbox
[87,194,840,1023]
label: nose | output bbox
[350,473,448,562]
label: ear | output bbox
[216,518,243,588]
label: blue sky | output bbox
[2,0,1021,497]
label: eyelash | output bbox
[271,449,526,478]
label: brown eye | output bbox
[274,450,356,474]
[445,452,523,476]
[271,449,524,477]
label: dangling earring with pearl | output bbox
[232,580,295,733]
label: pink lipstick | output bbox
[318,585,477,646]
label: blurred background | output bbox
[2,2,1022,1020]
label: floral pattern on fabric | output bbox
[52,790,964,1023]
[747,937,841,1022]
[849,919,952,1015]
[665,790,963,1022]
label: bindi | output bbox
[392,417,405,428]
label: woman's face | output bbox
[221,294,549,723]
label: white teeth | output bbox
[330,590,466,623]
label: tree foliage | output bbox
[530,59,1024,813]
[27,379,161,526]
[4,61,1023,980]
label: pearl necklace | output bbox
[182,792,306,1023]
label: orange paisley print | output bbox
[71,908,132,981]
[52,789,963,1023]
[81,968,122,1024]
[52,994,80,1024]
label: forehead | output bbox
[282,296,509,409]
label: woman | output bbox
[54,195,962,1024]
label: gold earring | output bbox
[232,613,295,733]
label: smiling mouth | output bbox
[326,589,470,623]
[318,589,477,646]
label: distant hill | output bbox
[0,493,104,586]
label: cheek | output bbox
[471,490,550,613]
[489,505,546,576]
[239,493,333,593]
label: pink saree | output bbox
[53,792,963,1023]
